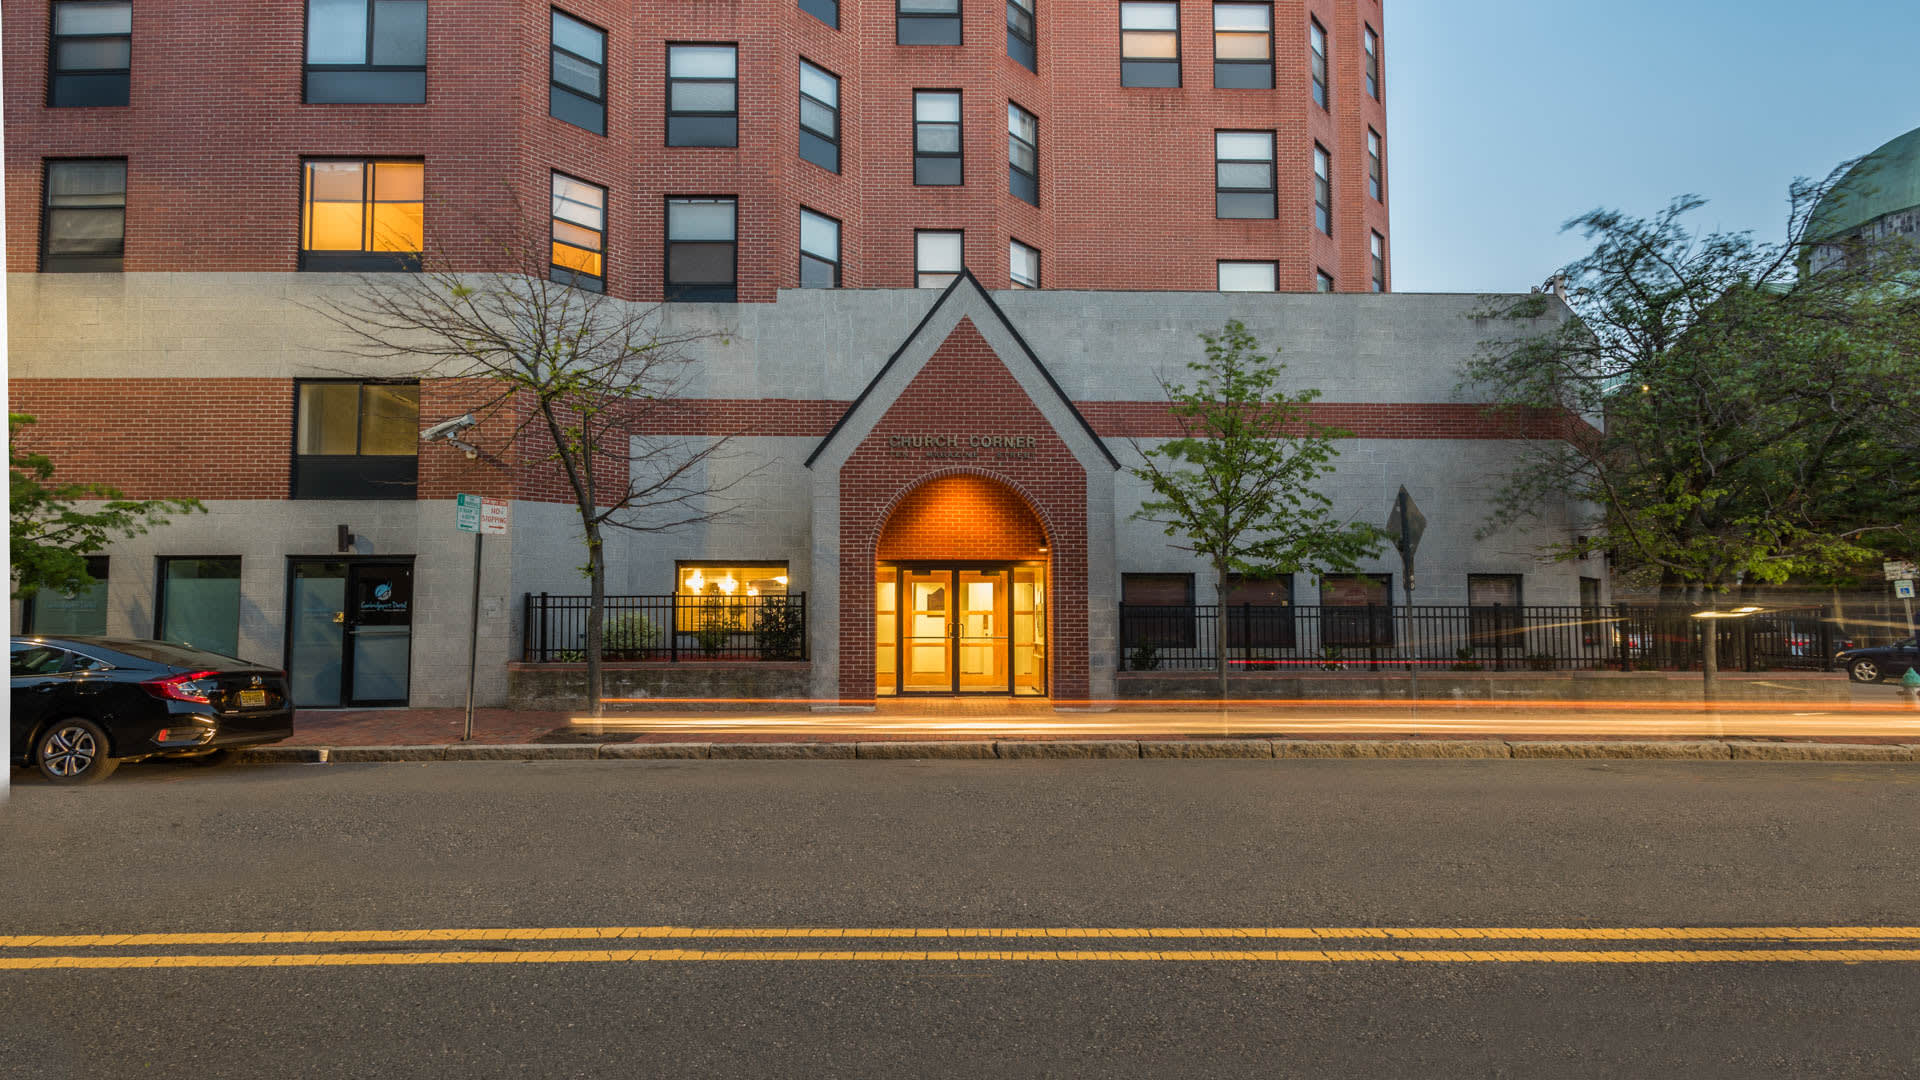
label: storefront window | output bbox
[157,557,243,658]
[25,556,109,636]
[674,562,789,633]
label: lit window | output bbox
[1007,0,1035,70]
[1008,102,1038,205]
[914,91,962,186]
[300,159,423,271]
[551,172,606,292]
[675,562,791,634]
[1120,2,1179,87]
[1370,231,1386,293]
[667,44,738,147]
[800,207,841,288]
[42,159,125,273]
[799,60,840,173]
[305,0,426,104]
[1316,269,1334,293]
[1368,128,1384,201]
[1308,17,1327,108]
[1010,239,1040,288]
[550,10,606,135]
[801,0,838,28]
[916,230,963,288]
[665,197,736,302]
[1217,261,1274,291]
[1215,131,1274,219]
[49,1,130,107]
[1212,3,1270,89]
[1312,143,1331,234]
[898,0,961,45]
[294,380,420,499]
[1364,24,1380,100]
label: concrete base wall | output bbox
[1118,671,1853,703]
[507,661,812,710]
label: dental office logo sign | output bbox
[886,433,1039,462]
[455,493,510,535]
[374,583,393,601]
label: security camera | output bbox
[419,413,478,443]
[448,437,480,461]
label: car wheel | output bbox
[35,718,119,785]
[1848,659,1881,683]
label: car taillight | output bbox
[143,670,222,704]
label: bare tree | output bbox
[310,193,754,715]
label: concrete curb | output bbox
[232,746,330,764]
[857,741,998,759]
[994,740,1139,759]
[442,743,598,761]
[326,745,451,762]
[1726,741,1916,762]
[1508,741,1730,760]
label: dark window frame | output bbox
[1009,237,1040,288]
[1007,100,1038,205]
[40,157,127,273]
[1370,231,1386,293]
[798,58,841,173]
[1214,129,1275,220]
[1119,0,1180,87]
[1363,22,1381,100]
[550,170,607,293]
[1121,572,1197,650]
[800,0,839,28]
[153,556,244,655]
[549,8,607,135]
[1312,142,1332,235]
[1315,268,1334,292]
[666,42,739,148]
[1216,260,1277,292]
[799,206,842,288]
[298,157,425,272]
[291,378,421,500]
[915,228,964,288]
[48,0,131,107]
[1006,0,1035,70]
[1308,16,1328,109]
[1222,572,1294,649]
[664,195,739,303]
[1467,573,1525,647]
[1319,571,1394,647]
[897,0,962,45]
[1211,1,1272,89]
[913,89,963,187]
[302,0,428,105]
[1367,127,1384,202]
[22,556,110,636]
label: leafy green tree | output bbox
[1130,321,1384,699]
[10,413,202,599]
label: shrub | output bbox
[1450,646,1483,672]
[603,612,661,660]
[1128,644,1161,671]
[1524,652,1557,672]
[754,597,806,660]
[1319,644,1345,670]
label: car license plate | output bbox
[238,689,268,708]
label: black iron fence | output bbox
[1119,604,1847,673]
[522,592,807,663]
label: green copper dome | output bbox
[1807,125,1920,242]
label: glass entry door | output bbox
[902,570,953,692]
[288,559,413,707]
[879,563,1045,695]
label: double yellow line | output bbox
[5,926,1919,970]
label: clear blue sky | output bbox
[1386,1,1920,293]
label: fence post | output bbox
[670,595,680,663]
[1492,603,1505,671]
[1819,617,1833,672]
[537,592,549,662]
[1241,602,1252,677]
[1118,602,1128,670]
[1366,603,1379,671]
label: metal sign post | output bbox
[455,494,511,741]
[1384,486,1427,702]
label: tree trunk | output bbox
[1215,568,1230,701]
[585,520,606,718]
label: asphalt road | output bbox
[3,758,1918,1078]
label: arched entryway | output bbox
[873,474,1051,696]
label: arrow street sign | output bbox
[456,493,510,535]
[1385,486,1426,578]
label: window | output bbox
[665,197,736,301]
[800,208,840,288]
[293,381,420,499]
[799,60,841,173]
[1368,128,1384,201]
[1223,573,1293,649]
[41,159,125,273]
[304,0,426,104]
[1308,18,1327,108]
[550,10,606,135]
[1212,3,1269,88]
[801,0,838,28]
[1121,573,1196,649]
[667,44,738,147]
[1370,232,1386,292]
[675,562,790,633]
[1217,261,1275,291]
[1312,143,1331,234]
[300,159,423,271]
[24,557,109,637]
[1315,269,1334,293]
[49,1,130,107]
[914,91,962,186]
[1215,131,1274,219]
[898,0,961,45]
[1007,102,1038,205]
[1009,239,1039,288]
[1468,574,1523,649]
[1320,572,1392,647]
[916,230,962,288]
[1364,24,1380,100]
[1120,2,1179,87]
[1006,0,1035,70]
[156,558,243,659]
[551,172,606,292]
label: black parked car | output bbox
[10,637,294,784]
[1836,637,1920,684]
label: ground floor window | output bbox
[1121,572,1196,650]
[1319,572,1393,647]
[24,556,109,636]
[1467,573,1524,649]
[1223,573,1293,649]
[675,562,790,635]
[156,557,242,658]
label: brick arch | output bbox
[873,468,1054,563]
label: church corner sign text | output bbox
[885,433,1039,461]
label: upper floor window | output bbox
[1214,131,1274,219]
[49,1,130,107]
[1312,143,1331,234]
[800,208,841,288]
[41,159,125,273]
[551,172,606,293]
[898,0,961,45]
[1120,2,1179,87]
[914,91,962,186]
[550,10,606,135]
[916,230,962,288]
[1367,128,1384,201]
[305,0,426,104]
[665,197,736,302]
[1010,239,1039,288]
[667,44,738,147]
[1007,102,1038,205]
[1364,24,1380,100]
[799,60,841,173]
[300,159,423,271]
[293,380,420,499]
[1308,18,1327,108]
[1315,269,1334,292]
[801,0,838,29]
[1006,0,1035,70]
[1217,261,1275,291]
[1212,3,1270,88]
[1370,231,1386,292]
